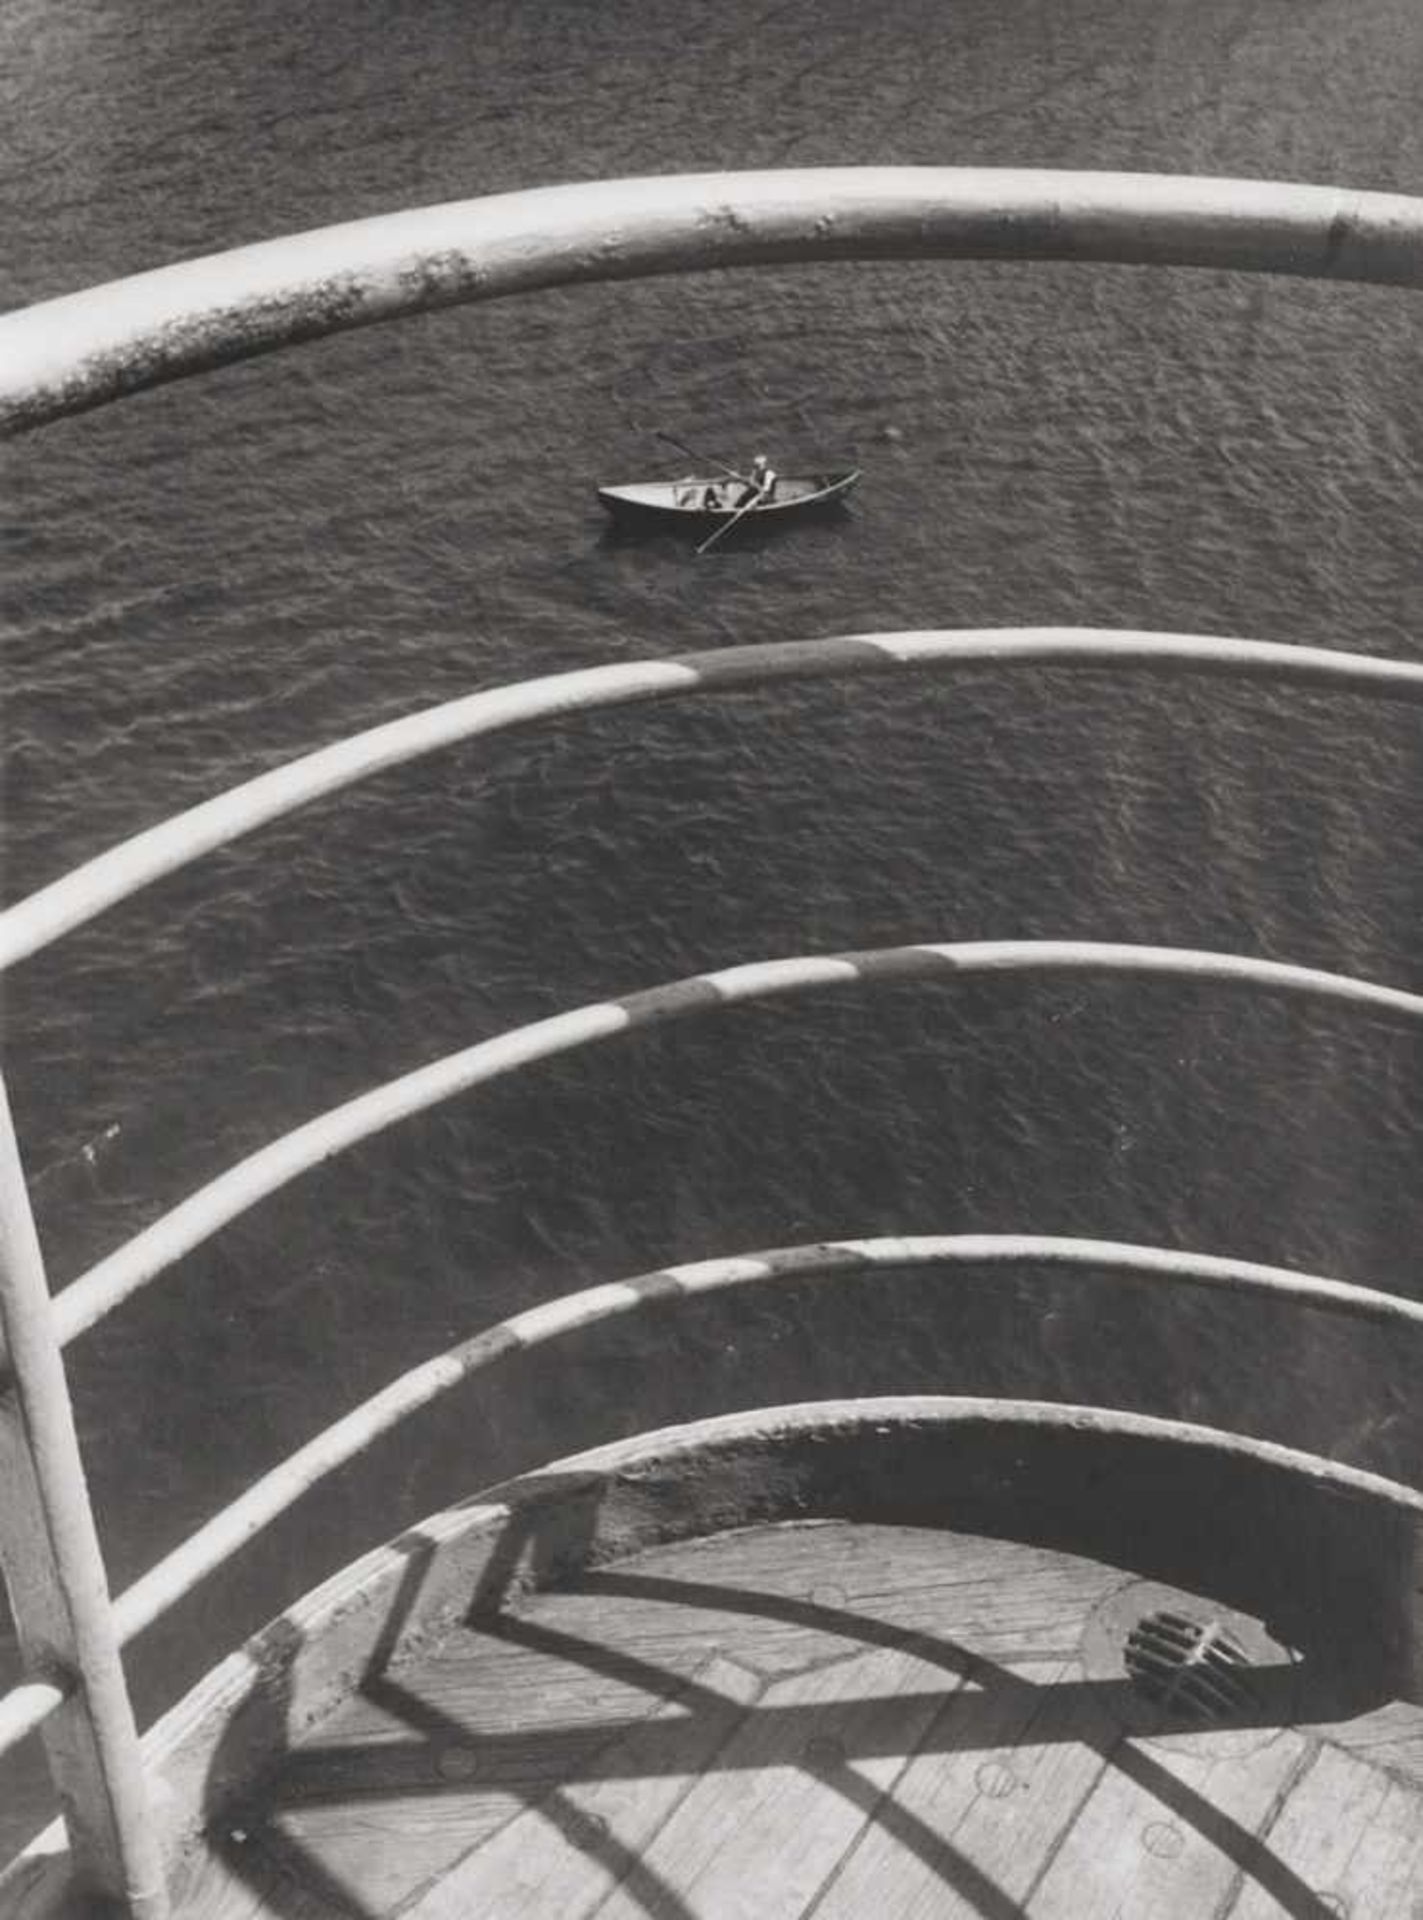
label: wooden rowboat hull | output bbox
[598,468,860,532]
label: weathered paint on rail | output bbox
[0,1081,167,1916]
[52,939,1423,1347]
[6,629,1423,973]
[2,169,1422,432]
[110,1233,1423,1647]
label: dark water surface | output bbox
[3,0,1422,1850]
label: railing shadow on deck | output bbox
[3,164,1423,1915]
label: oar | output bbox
[655,430,748,484]
[695,486,765,556]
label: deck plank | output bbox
[590,1640,957,1920]
[187,1519,1423,1920]
[254,1614,721,1914]
[1309,1700,1423,1789]
[1025,1727,1311,1918]
[811,1657,1114,1919]
[1226,1743,1423,1918]
[171,1832,352,1920]
[399,1654,763,1919]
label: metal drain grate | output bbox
[1124,1610,1255,1721]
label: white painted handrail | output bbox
[52,939,1423,1345]
[2,168,1422,433]
[5,163,1423,1908]
[0,1083,167,1914]
[5,629,1423,972]
[10,1221,1415,1758]
[0,1679,67,1766]
[109,1232,1423,1644]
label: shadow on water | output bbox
[205,1493,1366,1920]
[593,495,858,559]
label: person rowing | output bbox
[736,453,778,508]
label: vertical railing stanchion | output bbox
[0,1074,168,1918]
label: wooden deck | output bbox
[177,1518,1423,1920]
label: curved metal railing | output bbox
[3,167,1423,435]
[3,168,1422,1917]
[108,1232,1423,1646]
[5,628,1423,974]
[44,938,1423,1343]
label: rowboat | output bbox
[598,466,860,534]
[9,166,1423,1920]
